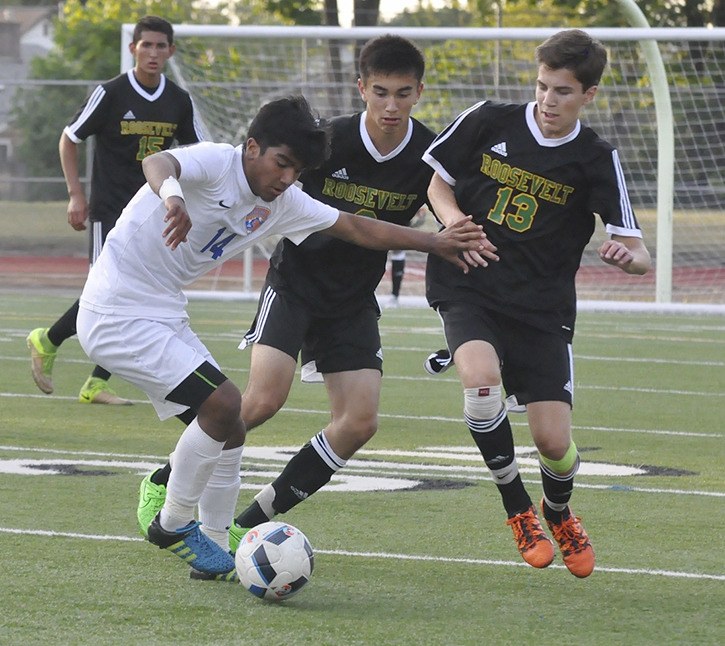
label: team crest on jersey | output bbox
[244,206,271,233]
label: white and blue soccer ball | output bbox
[235,521,314,601]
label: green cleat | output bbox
[228,522,250,555]
[26,327,57,394]
[137,471,167,538]
[78,376,133,405]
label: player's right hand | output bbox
[67,194,88,231]
[162,197,191,249]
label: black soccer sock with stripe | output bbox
[235,432,343,527]
[540,463,576,523]
[467,414,532,517]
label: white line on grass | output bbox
[0,393,721,439]
[1,527,722,582]
[1,444,723,497]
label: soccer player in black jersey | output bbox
[221,36,438,540]
[27,16,203,404]
[423,29,651,578]
[224,36,454,542]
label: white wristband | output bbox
[158,175,184,202]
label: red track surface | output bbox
[1,255,722,302]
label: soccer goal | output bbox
[121,25,724,311]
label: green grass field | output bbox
[0,293,723,645]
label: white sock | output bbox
[160,418,225,532]
[199,445,244,550]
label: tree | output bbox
[260,0,380,26]
[547,0,720,27]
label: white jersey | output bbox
[80,142,339,319]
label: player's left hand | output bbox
[598,239,634,269]
[162,197,191,249]
[435,217,498,273]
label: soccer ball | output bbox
[235,521,314,601]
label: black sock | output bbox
[150,463,171,486]
[235,440,336,526]
[540,462,575,523]
[235,501,269,528]
[47,299,80,347]
[391,259,405,297]
[91,366,111,380]
[468,414,531,517]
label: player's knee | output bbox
[347,417,378,447]
[328,415,378,453]
[241,392,284,430]
[463,384,504,422]
[539,440,578,472]
[199,382,242,433]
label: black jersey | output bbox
[266,112,436,316]
[424,101,643,339]
[65,70,203,223]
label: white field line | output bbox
[1,444,723,498]
[0,527,722,582]
[2,341,723,368]
[0,392,721,439]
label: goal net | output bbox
[128,26,724,309]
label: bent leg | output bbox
[323,368,381,459]
[241,343,297,431]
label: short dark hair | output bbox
[133,16,174,46]
[535,29,607,90]
[247,95,330,170]
[358,34,425,83]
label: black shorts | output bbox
[242,284,383,375]
[88,220,116,264]
[165,361,228,414]
[438,302,573,406]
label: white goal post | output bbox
[121,25,725,312]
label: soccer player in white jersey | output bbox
[421,30,651,578]
[76,95,487,576]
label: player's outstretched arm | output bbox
[326,211,488,274]
[598,235,651,275]
[142,151,191,250]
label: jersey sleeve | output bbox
[422,101,488,185]
[278,186,339,245]
[175,94,205,144]
[168,142,233,186]
[63,83,110,143]
[587,148,643,238]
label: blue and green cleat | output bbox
[146,514,236,575]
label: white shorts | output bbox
[76,309,217,420]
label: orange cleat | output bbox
[505,505,555,568]
[542,500,595,578]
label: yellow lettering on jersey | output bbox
[480,153,574,205]
[321,178,417,212]
[120,121,178,137]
